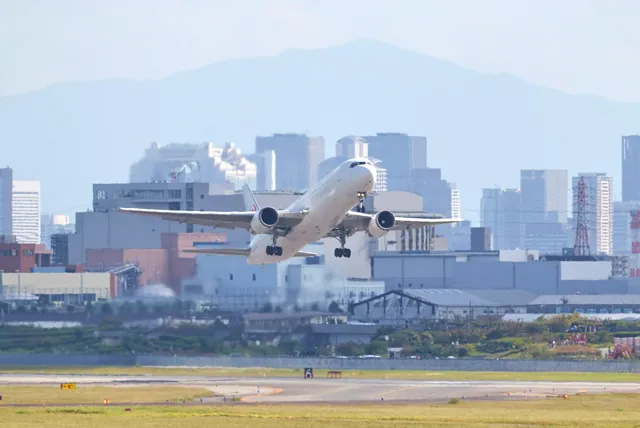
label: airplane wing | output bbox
[118,207,307,230]
[182,248,318,257]
[336,211,462,234]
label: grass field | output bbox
[0,394,639,427]
[0,385,214,405]
[3,366,640,383]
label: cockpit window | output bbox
[350,161,368,168]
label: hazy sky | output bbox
[2,0,639,101]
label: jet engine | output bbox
[367,210,396,237]
[250,207,279,234]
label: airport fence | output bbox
[2,354,640,373]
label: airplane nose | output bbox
[362,164,377,190]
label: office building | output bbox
[572,173,614,255]
[366,133,428,191]
[520,170,569,224]
[480,188,522,250]
[12,181,40,244]
[450,185,461,221]
[480,188,501,249]
[41,214,74,249]
[247,150,276,191]
[622,135,640,202]
[255,133,325,191]
[613,201,640,256]
[129,141,257,191]
[336,136,368,158]
[0,168,12,238]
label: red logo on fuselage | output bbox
[252,204,257,212]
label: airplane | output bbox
[118,158,462,264]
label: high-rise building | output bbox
[572,173,614,255]
[366,133,427,191]
[480,188,501,249]
[622,135,640,202]
[336,136,368,159]
[12,180,41,244]
[450,184,461,221]
[613,201,640,256]
[247,150,276,191]
[0,167,12,238]
[520,169,569,224]
[500,189,523,250]
[129,142,257,191]
[255,133,325,191]
[480,187,522,250]
[41,214,75,249]
[411,168,454,217]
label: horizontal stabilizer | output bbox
[183,248,318,257]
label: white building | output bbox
[12,180,40,244]
[450,184,461,221]
[572,173,613,255]
[129,142,257,191]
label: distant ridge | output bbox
[0,39,638,219]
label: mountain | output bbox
[1,39,638,220]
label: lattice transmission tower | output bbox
[573,176,591,256]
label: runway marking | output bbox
[240,387,283,402]
[378,386,415,398]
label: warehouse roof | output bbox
[528,294,640,306]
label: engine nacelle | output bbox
[250,206,279,234]
[367,210,396,238]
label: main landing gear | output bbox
[266,233,283,256]
[334,228,351,258]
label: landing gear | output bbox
[266,233,283,256]
[266,245,282,256]
[333,228,351,258]
[334,248,351,258]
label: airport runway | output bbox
[2,373,640,405]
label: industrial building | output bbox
[0,237,51,272]
[0,272,115,304]
[350,289,534,325]
[181,240,385,312]
[370,249,638,294]
[527,294,640,315]
[83,232,225,294]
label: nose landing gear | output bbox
[356,191,367,213]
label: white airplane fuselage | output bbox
[246,161,377,264]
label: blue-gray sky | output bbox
[2,0,639,101]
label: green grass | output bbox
[0,385,214,405]
[3,366,640,382]
[2,394,640,427]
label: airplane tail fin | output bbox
[242,183,260,212]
